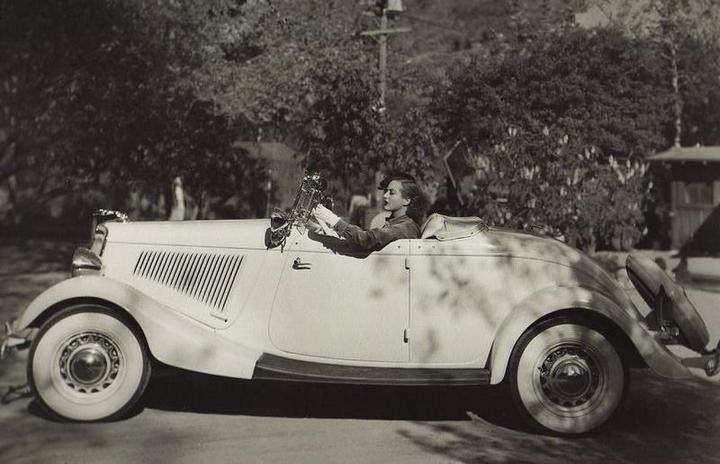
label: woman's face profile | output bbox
[383,180,410,213]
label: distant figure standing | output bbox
[169,176,185,221]
[348,192,371,227]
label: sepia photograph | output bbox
[1,0,720,462]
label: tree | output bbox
[0,0,270,227]
[465,128,649,251]
[439,28,672,157]
[298,41,443,210]
[120,0,364,135]
[431,28,672,249]
[593,0,720,146]
[678,37,720,145]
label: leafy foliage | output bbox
[121,0,363,133]
[432,28,671,249]
[678,36,720,146]
[0,0,269,226]
[594,0,720,146]
[466,129,649,250]
[300,42,442,207]
[2,0,720,248]
[438,28,672,159]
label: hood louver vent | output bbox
[133,250,243,313]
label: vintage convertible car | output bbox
[2,173,719,435]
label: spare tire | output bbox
[626,253,709,352]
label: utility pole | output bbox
[361,0,410,113]
[378,10,388,110]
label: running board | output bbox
[252,354,490,386]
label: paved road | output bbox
[1,243,720,463]
[3,360,720,464]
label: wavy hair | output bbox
[380,173,427,225]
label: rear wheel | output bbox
[28,305,151,421]
[509,319,626,435]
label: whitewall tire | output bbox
[28,305,151,421]
[509,320,626,435]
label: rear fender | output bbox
[488,285,692,384]
[16,275,261,379]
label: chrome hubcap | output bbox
[538,346,599,407]
[69,348,108,384]
[59,333,121,394]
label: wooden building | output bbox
[647,146,720,253]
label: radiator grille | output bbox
[133,250,243,312]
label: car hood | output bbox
[104,219,271,250]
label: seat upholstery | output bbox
[420,213,486,240]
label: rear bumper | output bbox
[681,349,720,378]
[639,321,720,384]
[0,319,32,359]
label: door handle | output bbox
[292,257,312,270]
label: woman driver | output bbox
[312,173,426,251]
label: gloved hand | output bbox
[313,204,340,228]
[305,216,322,233]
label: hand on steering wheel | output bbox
[313,205,340,227]
[308,213,339,238]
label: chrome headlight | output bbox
[72,247,102,277]
[89,224,108,256]
[89,209,126,256]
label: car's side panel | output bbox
[409,239,573,365]
[488,285,693,384]
[101,243,268,330]
[16,276,262,379]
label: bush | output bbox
[432,28,671,250]
[463,127,649,251]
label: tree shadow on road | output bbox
[141,363,529,430]
[394,369,720,463]
[139,366,720,463]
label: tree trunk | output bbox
[198,191,211,220]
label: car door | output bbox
[269,229,410,363]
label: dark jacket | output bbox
[333,214,420,250]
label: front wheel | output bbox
[508,320,626,435]
[28,305,151,421]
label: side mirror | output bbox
[265,228,288,249]
[266,209,291,249]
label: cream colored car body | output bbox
[13,218,696,383]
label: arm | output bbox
[334,220,403,250]
[313,204,403,250]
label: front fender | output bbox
[488,285,693,384]
[16,275,261,379]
